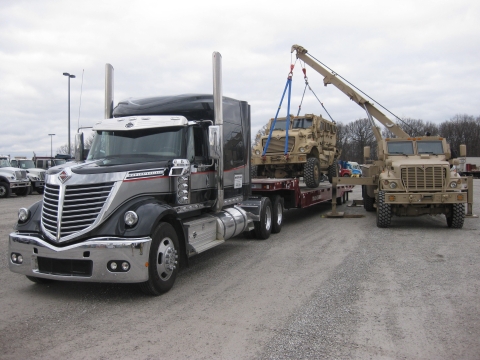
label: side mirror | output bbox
[75,133,84,161]
[208,125,221,160]
[459,144,466,157]
[364,146,371,159]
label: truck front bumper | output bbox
[10,181,30,189]
[8,233,152,283]
[384,191,467,204]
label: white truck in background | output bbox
[0,155,31,198]
[10,157,46,194]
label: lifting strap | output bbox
[262,65,295,156]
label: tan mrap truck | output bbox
[251,113,340,188]
[291,44,476,228]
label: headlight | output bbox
[450,182,457,188]
[299,147,306,153]
[255,150,260,155]
[18,208,30,222]
[389,182,397,189]
[124,211,138,226]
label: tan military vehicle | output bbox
[251,113,340,188]
[291,44,476,228]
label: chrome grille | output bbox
[42,182,114,239]
[401,166,445,191]
[262,137,295,153]
[15,170,27,180]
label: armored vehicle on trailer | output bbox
[251,113,339,188]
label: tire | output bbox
[26,276,54,284]
[446,203,465,229]
[35,187,45,194]
[15,186,29,196]
[328,163,337,183]
[140,222,180,296]
[336,196,342,205]
[304,158,321,188]
[271,195,284,234]
[376,191,391,228]
[254,197,272,239]
[343,173,350,177]
[363,186,375,212]
[0,182,11,198]
[251,165,257,178]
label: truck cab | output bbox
[0,156,30,198]
[10,159,46,194]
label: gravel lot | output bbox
[1,183,479,360]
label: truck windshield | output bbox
[87,127,185,165]
[387,141,414,155]
[54,159,66,166]
[19,160,35,169]
[0,159,11,167]
[271,120,288,131]
[292,118,313,129]
[417,141,444,155]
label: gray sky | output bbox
[1,0,480,158]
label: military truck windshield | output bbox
[417,141,444,155]
[18,160,35,169]
[387,141,414,155]
[88,127,185,165]
[292,118,313,129]
[0,159,11,167]
[271,120,288,131]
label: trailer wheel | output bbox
[446,204,465,229]
[327,163,337,183]
[26,276,54,284]
[362,186,375,212]
[140,222,179,296]
[254,197,272,239]
[0,182,11,198]
[305,158,321,188]
[376,191,391,228]
[271,195,284,234]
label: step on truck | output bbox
[8,52,354,295]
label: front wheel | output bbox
[446,204,465,229]
[140,222,180,296]
[254,197,272,239]
[304,158,321,188]
[271,195,284,234]
[0,182,11,198]
[376,191,391,228]
[35,187,45,194]
[15,187,29,196]
[363,186,375,212]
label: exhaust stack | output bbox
[213,52,224,212]
[104,64,114,119]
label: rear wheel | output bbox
[254,197,272,239]
[328,163,337,183]
[271,195,284,234]
[304,158,321,188]
[140,222,179,296]
[376,191,391,228]
[446,204,465,229]
[363,186,375,212]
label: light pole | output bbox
[48,134,55,158]
[63,72,75,156]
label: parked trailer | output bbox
[458,157,480,179]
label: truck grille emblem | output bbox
[58,170,71,183]
[125,122,134,128]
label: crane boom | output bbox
[291,44,410,138]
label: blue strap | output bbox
[262,77,293,156]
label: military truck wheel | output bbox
[251,165,257,177]
[26,276,54,284]
[376,191,391,228]
[327,163,337,183]
[362,186,375,212]
[305,158,321,188]
[0,182,11,198]
[446,204,465,229]
[140,222,179,296]
[271,195,284,234]
[254,197,272,239]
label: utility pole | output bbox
[63,72,76,155]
